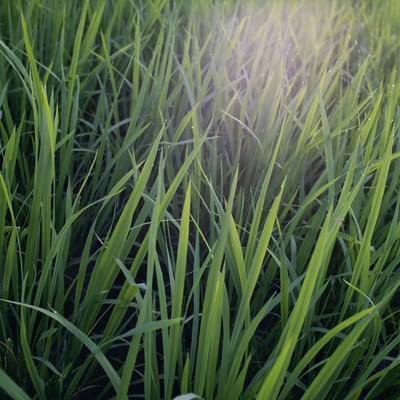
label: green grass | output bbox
[1,0,400,398]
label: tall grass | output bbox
[1,0,400,398]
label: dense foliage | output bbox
[1,0,399,398]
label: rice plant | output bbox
[1,0,399,399]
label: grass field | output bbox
[1,0,400,398]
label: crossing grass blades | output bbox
[0,0,400,398]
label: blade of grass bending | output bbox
[345,329,400,399]
[301,314,376,400]
[257,208,334,400]
[79,128,163,332]
[220,108,263,152]
[114,257,146,291]
[101,318,182,347]
[71,167,135,308]
[1,299,122,397]
[104,134,208,339]
[280,305,378,398]
[33,181,130,309]
[344,277,400,398]
[0,368,32,400]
